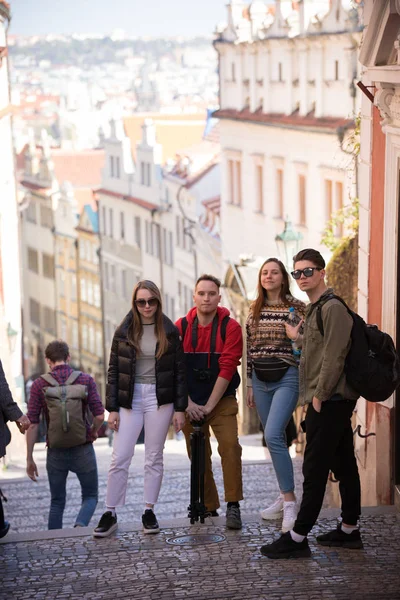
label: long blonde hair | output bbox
[128,280,168,359]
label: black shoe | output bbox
[260,532,311,559]
[226,503,242,530]
[93,511,118,538]
[0,521,10,539]
[207,510,219,517]
[142,509,160,534]
[316,525,363,549]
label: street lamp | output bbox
[275,220,303,269]
[6,322,18,353]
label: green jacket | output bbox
[299,288,359,405]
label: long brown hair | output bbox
[251,258,291,327]
[127,280,168,359]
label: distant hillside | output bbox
[9,36,214,66]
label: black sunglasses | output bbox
[291,267,322,280]
[135,297,158,308]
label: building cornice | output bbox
[213,108,354,135]
[97,188,158,212]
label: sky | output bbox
[9,0,229,38]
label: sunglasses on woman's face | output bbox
[135,297,158,308]
[291,267,322,280]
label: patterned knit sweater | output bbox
[246,295,307,382]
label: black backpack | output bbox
[315,294,400,403]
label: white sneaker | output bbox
[282,501,298,533]
[260,495,284,520]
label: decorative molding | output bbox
[374,84,394,125]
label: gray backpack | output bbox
[41,371,88,448]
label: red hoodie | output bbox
[176,307,243,405]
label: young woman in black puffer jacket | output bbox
[93,280,187,538]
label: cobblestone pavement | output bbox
[0,512,399,600]
[0,437,309,533]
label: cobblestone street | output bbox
[1,437,399,599]
[0,511,399,600]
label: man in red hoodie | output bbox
[176,274,243,529]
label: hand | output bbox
[108,412,120,432]
[312,396,322,413]
[27,459,38,481]
[16,414,31,434]
[173,412,186,433]
[285,319,304,341]
[90,425,99,441]
[246,387,255,408]
[185,398,205,421]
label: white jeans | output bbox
[106,383,174,507]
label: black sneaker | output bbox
[142,509,160,534]
[226,503,242,530]
[0,521,10,539]
[208,510,219,517]
[260,532,311,559]
[93,511,118,538]
[316,525,363,549]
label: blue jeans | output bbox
[252,367,299,494]
[46,443,98,529]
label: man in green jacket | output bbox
[260,248,362,559]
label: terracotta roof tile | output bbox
[97,188,158,212]
[73,188,97,212]
[52,149,105,187]
[213,108,354,132]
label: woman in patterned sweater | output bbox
[246,258,306,532]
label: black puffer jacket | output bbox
[106,311,187,412]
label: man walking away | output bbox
[261,248,361,559]
[176,274,244,530]
[26,340,104,529]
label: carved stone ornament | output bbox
[374,85,394,126]
[389,87,400,126]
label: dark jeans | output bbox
[293,399,361,537]
[46,443,98,529]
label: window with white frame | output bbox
[227,155,242,207]
[42,253,55,279]
[96,330,102,357]
[81,277,87,302]
[110,156,114,177]
[59,271,65,297]
[87,279,94,305]
[92,244,99,265]
[115,157,121,178]
[28,248,39,273]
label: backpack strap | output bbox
[181,317,188,341]
[220,315,230,343]
[64,371,82,385]
[41,374,59,387]
[184,314,230,352]
[315,294,350,336]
